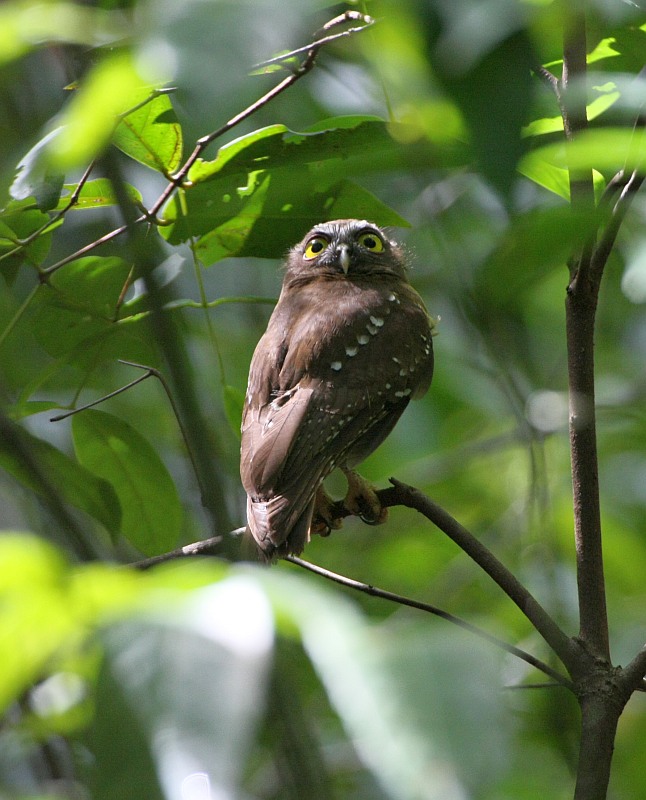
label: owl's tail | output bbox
[246,494,314,561]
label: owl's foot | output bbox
[342,469,388,526]
[311,485,345,537]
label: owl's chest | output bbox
[280,280,433,394]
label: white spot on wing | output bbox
[345,345,358,357]
[331,361,342,371]
[357,334,370,345]
[370,315,384,327]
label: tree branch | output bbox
[131,478,580,675]
[384,479,581,672]
[286,555,573,688]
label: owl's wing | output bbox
[241,281,434,556]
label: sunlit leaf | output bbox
[46,51,148,170]
[185,118,398,184]
[529,128,646,176]
[56,178,143,210]
[113,90,183,175]
[0,1,127,65]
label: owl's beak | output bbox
[338,244,351,274]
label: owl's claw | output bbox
[311,485,345,537]
[342,469,388,526]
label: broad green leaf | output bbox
[163,168,408,264]
[10,128,65,211]
[518,157,571,200]
[529,128,646,177]
[42,256,132,318]
[31,256,150,368]
[113,90,183,175]
[195,177,409,264]
[72,410,182,556]
[56,178,143,211]
[0,201,53,279]
[185,118,398,185]
[519,152,606,201]
[522,83,621,138]
[0,421,120,533]
[92,576,272,800]
[0,534,77,713]
[46,52,147,170]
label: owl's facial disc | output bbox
[301,222,389,276]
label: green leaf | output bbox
[223,384,245,440]
[258,569,507,799]
[91,574,272,799]
[0,2,128,66]
[519,153,607,201]
[30,256,155,369]
[113,90,183,175]
[10,128,65,211]
[0,534,76,714]
[163,169,409,264]
[528,128,646,177]
[0,201,53,280]
[56,178,143,210]
[0,420,120,533]
[46,52,147,170]
[72,410,182,556]
[185,117,397,185]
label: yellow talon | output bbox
[342,469,388,525]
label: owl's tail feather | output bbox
[246,495,314,561]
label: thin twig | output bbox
[135,534,226,569]
[590,169,645,285]
[253,12,374,69]
[532,64,560,98]
[285,555,572,688]
[49,369,154,421]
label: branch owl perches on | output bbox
[241,219,435,560]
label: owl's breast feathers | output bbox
[241,275,434,557]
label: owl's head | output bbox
[286,219,406,281]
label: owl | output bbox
[240,219,434,560]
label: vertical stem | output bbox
[573,693,623,800]
[566,288,608,660]
[561,10,610,661]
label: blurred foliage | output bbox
[1,0,646,798]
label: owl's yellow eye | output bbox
[304,236,329,260]
[358,231,384,252]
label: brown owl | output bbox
[240,219,434,560]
